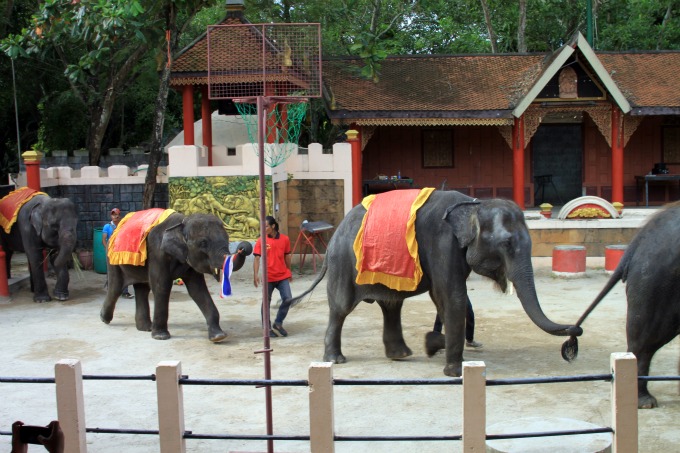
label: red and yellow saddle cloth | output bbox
[0,187,46,234]
[354,188,435,291]
[108,208,176,266]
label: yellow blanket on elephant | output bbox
[354,187,435,291]
[108,208,176,266]
[0,187,47,233]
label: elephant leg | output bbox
[425,331,446,357]
[53,264,70,301]
[377,300,412,360]
[634,349,659,409]
[133,283,152,331]
[4,249,12,279]
[184,273,227,343]
[324,309,348,364]
[442,306,466,377]
[27,247,50,302]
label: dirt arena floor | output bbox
[0,254,678,452]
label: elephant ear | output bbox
[442,201,481,248]
[29,203,44,236]
[161,223,189,263]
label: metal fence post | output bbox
[308,362,335,453]
[462,361,486,452]
[55,359,87,453]
[157,361,186,453]
[611,352,638,453]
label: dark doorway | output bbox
[532,124,582,206]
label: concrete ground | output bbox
[0,253,678,452]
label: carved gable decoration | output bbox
[559,67,578,99]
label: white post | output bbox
[157,361,186,453]
[611,352,638,453]
[55,359,87,453]
[462,361,486,452]
[308,362,335,453]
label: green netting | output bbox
[234,102,307,168]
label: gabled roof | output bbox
[512,32,630,116]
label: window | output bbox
[422,129,454,168]
[227,147,236,156]
[662,126,680,163]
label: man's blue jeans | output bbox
[262,279,293,326]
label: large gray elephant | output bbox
[100,212,252,342]
[563,200,680,409]
[291,190,582,376]
[0,193,78,302]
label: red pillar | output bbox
[346,129,362,206]
[512,116,526,209]
[182,85,195,146]
[201,85,213,166]
[611,105,624,204]
[22,150,42,191]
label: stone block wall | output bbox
[44,184,169,251]
[275,179,345,253]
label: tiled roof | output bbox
[322,54,546,117]
[598,52,680,111]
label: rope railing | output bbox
[1,356,677,452]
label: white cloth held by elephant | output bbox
[220,255,233,298]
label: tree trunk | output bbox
[142,64,172,209]
[479,0,498,53]
[657,3,673,50]
[517,0,527,53]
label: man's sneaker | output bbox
[465,340,483,349]
[122,293,134,299]
[272,323,288,337]
[269,329,279,338]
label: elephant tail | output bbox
[288,257,328,308]
[561,266,624,363]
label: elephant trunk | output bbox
[511,265,583,337]
[54,230,76,268]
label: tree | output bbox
[2,0,157,165]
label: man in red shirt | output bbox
[253,216,294,337]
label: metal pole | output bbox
[586,0,593,46]
[11,59,22,166]
[257,95,275,453]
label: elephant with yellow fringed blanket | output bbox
[289,189,582,377]
[100,210,252,342]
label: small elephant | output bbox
[291,190,582,376]
[0,193,78,302]
[99,212,252,342]
[565,200,680,409]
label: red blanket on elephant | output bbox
[354,188,435,291]
[0,187,46,234]
[108,208,176,266]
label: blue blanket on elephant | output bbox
[354,187,435,291]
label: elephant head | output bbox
[444,198,582,338]
[30,198,78,270]
[160,213,252,279]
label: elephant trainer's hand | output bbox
[254,275,260,287]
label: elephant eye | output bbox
[198,239,208,249]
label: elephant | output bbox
[563,200,680,409]
[99,212,253,342]
[290,190,582,376]
[0,193,78,302]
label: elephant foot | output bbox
[425,331,446,357]
[100,310,113,324]
[324,351,347,364]
[209,329,228,343]
[385,343,412,360]
[136,320,152,332]
[443,362,462,377]
[53,290,69,301]
[33,294,52,303]
[638,392,658,409]
[152,330,171,340]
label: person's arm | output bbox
[253,255,260,287]
[101,228,108,248]
[285,252,292,281]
